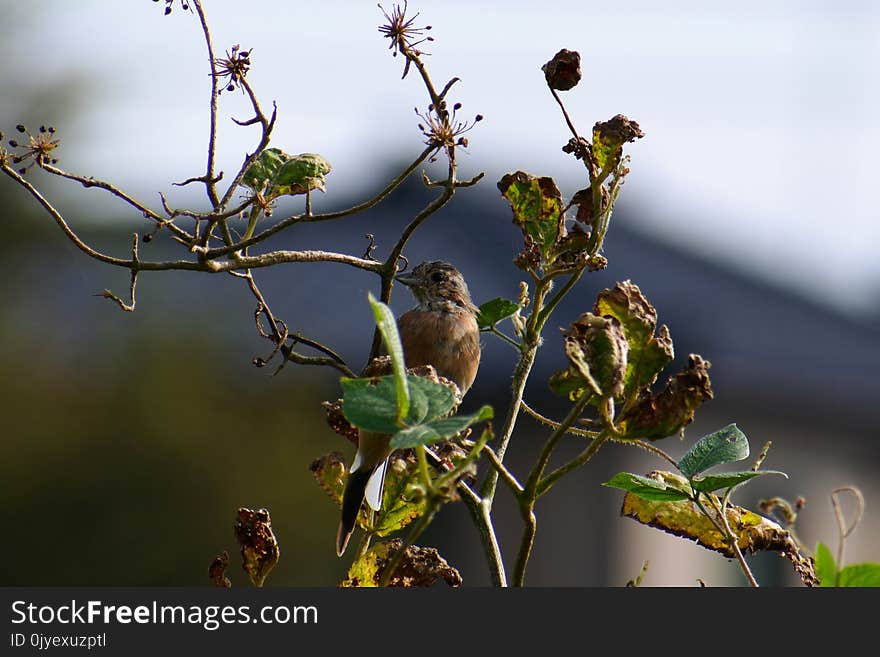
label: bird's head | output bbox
[395,261,477,313]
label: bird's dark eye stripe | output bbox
[430,271,445,282]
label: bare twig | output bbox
[192,0,221,208]
[204,146,434,260]
[831,486,865,569]
[97,234,140,312]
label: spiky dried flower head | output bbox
[215,44,252,94]
[378,2,434,77]
[7,124,59,174]
[415,102,482,159]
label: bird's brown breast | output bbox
[397,308,481,396]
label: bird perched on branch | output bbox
[336,261,481,556]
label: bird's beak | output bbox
[395,272,420,287]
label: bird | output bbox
[336,261,481,556]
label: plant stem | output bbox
[463,497,507,587]
[512,395,593,586]
[487,326,522,351]
[696,494,759,588]
[536,430,611,497]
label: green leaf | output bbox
[602,472,691,502]
[341,375,456,434]
[273,152,331,195]
[390,405,494,449]
[476,297,519,329]
[240,149,331,198]
[815,543,838,587]
[498,171,564,261]
[368,293,409,425]
[372,456,427,537]
[407,376,456,425]
[241,147,287,192]
[678,424,749,478]
[838,563,880,587]
[691,469,788,493]
[341,376,400,434]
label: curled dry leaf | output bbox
[309,452,347,506]
[340,539,462,588]
[542,48,582,91]
[234,507,280,588]
[619,354,714,440]
[323,399,359,444]
[550,312,629,401]
[208,550,232,588]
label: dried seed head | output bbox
[542,48,582,91]
[15,124,26,133]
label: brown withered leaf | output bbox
[622,471,818,586]
[362,355,393,377]
[208,550,232,588]
[309,452,347,507]
[234,507,280,588]
[550,312,629,402]
[570,185,609,224]
[340,539,462,588]
[562,136,592,163]
[323,399,359,444]
[618,354,713,440]
[592,114,644,171]
[542,48,582,91]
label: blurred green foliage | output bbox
[0,319,350,585]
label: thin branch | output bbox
[704,492,760,588]
[192,0,221,208]
[218,79,277,209]
[482,446,524,496]
[97,233,140,312]
[204,146,434,259]
[520,399,597,438]
[549,86,582,144]
[2,163,132,267]
[484,326,522,351]
[831,486,865,569]
[536,429,612,498]
[39,163,194,242]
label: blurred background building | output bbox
[1,0,878,586]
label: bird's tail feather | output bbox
[336,468,374,557]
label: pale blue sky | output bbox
[4,0,879,316]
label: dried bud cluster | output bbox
[542,49,582,91]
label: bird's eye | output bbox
[430,271,445,283]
